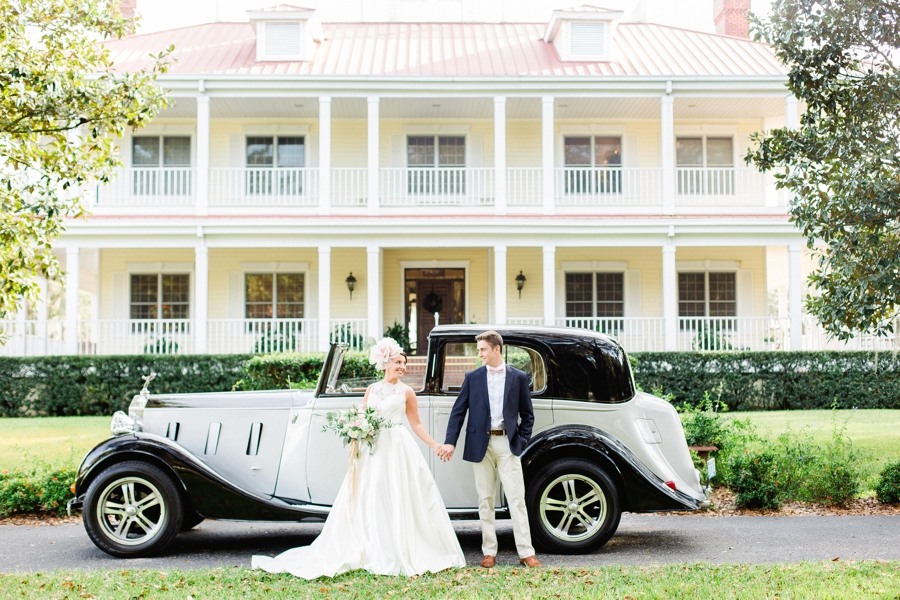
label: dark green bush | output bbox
[232,352,376,391]
[0,466,76,517]
[726,448,782,509]
[631,351,900,410]
[0,355,252,417]
[875,461,900,504]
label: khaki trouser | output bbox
[473,435,535,558]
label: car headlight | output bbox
[110,411,136,435]
[128,394,147,432]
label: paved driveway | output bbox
[2,515,899,572]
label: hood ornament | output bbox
[140,373,156,398]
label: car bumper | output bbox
[66,496,84,517]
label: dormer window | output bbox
[247,5,321,62]
[263,21,302,58]
[569,21,607,58]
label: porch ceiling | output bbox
[674,97,787,119]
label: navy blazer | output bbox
[443,364,535,462]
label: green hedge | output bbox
[0,355,252,417]
[630,351,900,410]
[232,352,376,391]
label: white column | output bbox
[366,245,382,341]
[542,245,556,326]
[64,247,80,355]
[660,93,675,215]
[318,246,332,352]
[36,276,48,355]
[785,95,799,129]
[788,244,803,351]
[662,244,677,351]
[194,246,209,354]
[541,96,555,216]
[493,96,507,215]
[367,96,380,216]
[318,96,332,215]
[196,95,210,216]
[494,245,507,324]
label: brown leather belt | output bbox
[489,429,506,436]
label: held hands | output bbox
[434,444,455,461]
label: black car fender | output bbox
[71,433,323,521]
[520,425,700,512]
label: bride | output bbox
[252,338,466,579]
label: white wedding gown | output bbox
[251,381,466,579]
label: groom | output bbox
[438,331,542,568]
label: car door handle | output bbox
[436,410,451,415]
[312,412,323,416]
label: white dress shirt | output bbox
[486,362,506,429]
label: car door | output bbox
[431,340,553,509]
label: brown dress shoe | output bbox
[480,555,496,568]
[519,555,542,568]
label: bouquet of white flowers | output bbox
[323,404,393,458]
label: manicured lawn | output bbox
[0,416,110,470]
[2,563,898,599]
[728,409,900,475]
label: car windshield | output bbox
[439,342,547,394]
[323,345,425,395]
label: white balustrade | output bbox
[675,168,766,207]
[329,319,369,351]
[209,168,319,206]
[554,168,662,206]
[95,168,195,207]
[77,320,194,355]
[379,168,494,206]
[799,316,900,351]
[331,169,369,207]
[675,317,790,351]
[0,320,66,356]
[506,169,544,207]
[557,317,666,351]
[507,317,546,326]
[207,319,318,354]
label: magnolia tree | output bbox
[0,0,169,327]
[747,0,900,341]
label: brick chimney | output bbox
[713,0,750,37]
[119,0,137,19]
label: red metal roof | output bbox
[105,21,785,77]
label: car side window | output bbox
[439,342,547,394]
[323,347,425,395]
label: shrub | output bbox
[232,352,377,391]
[0,466,76,517]
[726,448,782,509]
[875,461,900,504]
[631,351,900,410]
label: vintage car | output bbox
[69,325,709,558]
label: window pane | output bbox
[504,345,547,393]
[676,138,703,166]
[438,136,465,166]
[678,272,706,317]
[595,273,624,318]
[245,274,273,318]
[277,137,305,167]
[163,137,191,166]
[706,138,733,167]
[565,273,593,318]
[407,137,435,166]
[246,137,274,166]
[708,272,736,317]
[594,137,621,166]
[132,137,160,166]
[564,137,591,165]
[440,343,480,393]
[161,274,190,319]
[130,274,158,319]
[276,274,304,318]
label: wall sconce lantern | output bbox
[346,272,357,300]
[515,271,526,299]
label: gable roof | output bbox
[104,21,785,77]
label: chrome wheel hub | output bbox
[97,476,166,546]
[539,474,607,542]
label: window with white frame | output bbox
[565,272,624,332]
[675,137,734,195]
[131,136,192,196]
[568,21,608,59]
[563,136,622,194]
[245,273,304,319]
[130,274,190,320]
[407,135,465,194]
[678,272,736,323]
[245,136,306,196]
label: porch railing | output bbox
[507,169,543,207]
[555,168,662,206]
[557,317,666,351]
[329,318,368,351]
[675,168,766,207]
[379,168,494,206]
[207,318,318,354]
[0,320,66,356]
[95,167,195,207]
[209,168,319,206]
[800,316,900,351]
[77,319,194,355]
[331,168,368,207]
[676,317,790,351]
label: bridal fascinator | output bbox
[369,337,403,371]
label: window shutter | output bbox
[264,22,302,58]
[466,133,483,168]
[569,22,606,57]
[737,269,753,318]
[113,272,128,320]
[228,272,244,319]
[390,134,404,168]
[307,133,318,168]
[622,133,639,198]
[229,134,244,168]
[624,269,642,317]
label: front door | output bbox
[405,268,465,355]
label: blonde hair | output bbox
[475,330,503,349]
